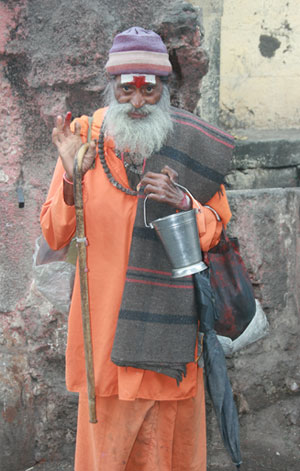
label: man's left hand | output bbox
[138,165,191,210]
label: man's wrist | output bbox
[63,174,75,206]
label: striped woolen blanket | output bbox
[111,107,235,384]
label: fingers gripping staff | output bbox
[73,144,97,424]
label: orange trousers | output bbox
[75,370,206,471]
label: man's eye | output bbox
[145,85,154,93]
[122,85,131,92]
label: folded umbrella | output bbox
[194,270,242,469]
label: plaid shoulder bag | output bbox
[203,207,256,340]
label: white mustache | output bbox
[114,102,154,116]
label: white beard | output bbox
[102,84,173,164]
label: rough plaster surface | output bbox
[220,0,300,129]
[0,1,300,471]
[190,0,300,130]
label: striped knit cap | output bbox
[105,26,172,77]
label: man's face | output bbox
[103,75,172,161]
[113,75,163,119]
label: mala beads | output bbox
[97,130,138,196]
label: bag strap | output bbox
[87,116,93,143]
[86,115,96,169]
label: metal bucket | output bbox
[144,183,207,278]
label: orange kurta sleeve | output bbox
[40,158,76,250]
[40,114,92,250]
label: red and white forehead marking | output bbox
[120,74,156,88]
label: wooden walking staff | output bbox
[73,143,97,423]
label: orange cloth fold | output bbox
[75,369,206,471]
[193,185,231,252]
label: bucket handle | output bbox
[144,182,200,228]
[143,195,153,228]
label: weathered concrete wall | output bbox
[220,0,300,129]
[226,129,300,190]
[190,0,300,130]
[0,1,299,471]
[189,0,300,191]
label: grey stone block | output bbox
[226,167,298,190]
[226,129,300,189]
[233,129,300,169]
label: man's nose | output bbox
[130,90,145,109]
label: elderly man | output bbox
[41,27,233,471]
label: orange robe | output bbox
[75,369,207,471]
[41,109,231,471]
[40,108,231,469]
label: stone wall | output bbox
[0,1,208,470]
[208,187,300,471]
[0,1,299,471]
[225,128,300,190]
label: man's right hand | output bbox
[52,112,97,182]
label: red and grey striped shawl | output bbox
[111,107,235,384]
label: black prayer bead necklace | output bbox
[97,130,138,196]
[120,155,145,175]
